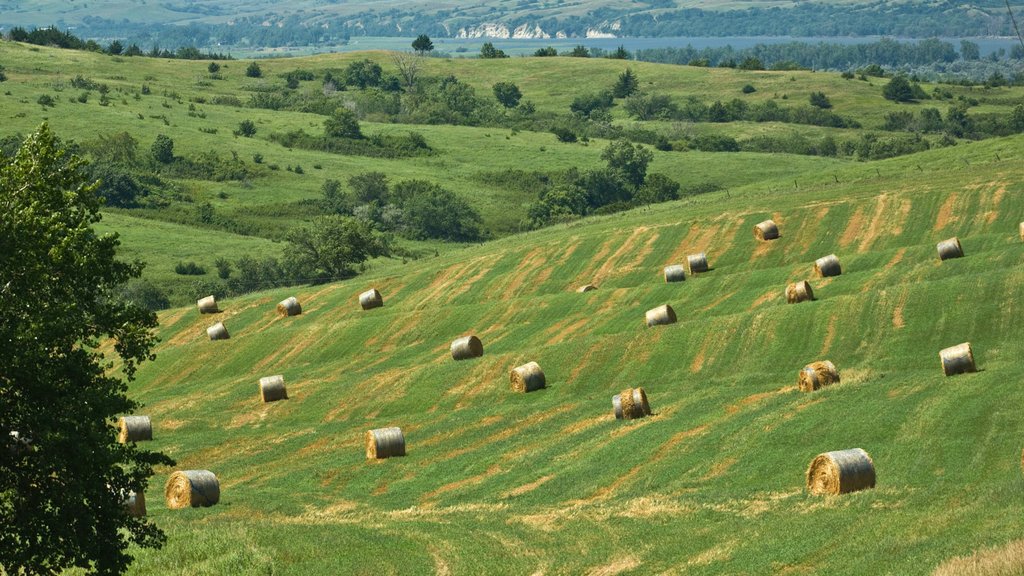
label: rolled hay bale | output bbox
[785,280,815,304]
[366,427,406,459]
[196,295,219,314]
[939,342,976,376]
[117,415,152,443]
[206,321,229,341]
[813,254,842,278]
[450,335,484,361]
[164,470,220,509]
[645,304,677,327]
[359,288,383,310]
[258,375,288,402]
[577,284,598,293]
[754,219,780,241]
[663,264,686,283]
[798,360,840,392]
[510,361,546,393]
[686,252,710,274]
[936,237,964,261]
[1020,222,1024,241]
[806,448,876,496]
[276,296,302,317]
[125,491,146,517]
[615,387,652,420]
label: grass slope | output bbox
[119,133,1024,574]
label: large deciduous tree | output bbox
[0,124,173,575]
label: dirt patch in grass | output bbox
[559,413,613,435]
[702,290,738,313]
[449,357,508,410]
[748,289,778,311]
[544,316,591,346]
[585,556,641,576]
[566,341,610,385]
[502,248,549,300]
[701,457,739,481]
[819,313,839,355]
[934,191,959,232]
[502,474,555,498]
[592,226,652,285]
[839,206,867,250]
[930,539,1024,576]
[795,205,830,255]
[416,414,504,450]
[690,317,742,373]
[420,463,504,503]
[892,287,909,329]
[688,540,738,567]
[574,233,621,287]
[726,386,795,414]
[443,256,502,304]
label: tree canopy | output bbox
[0,124,173,574]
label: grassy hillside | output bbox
[114,131,1024,574]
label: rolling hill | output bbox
[119,132,1024,574]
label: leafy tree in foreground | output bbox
[0,124,173,574]
[151,134,174,163]
[245,61,262,78]
[883,75,915,102]
[324,107,363,139]
[286,215,390,282]
[492,81,522,108]
[480,42,507,59]
[601,138,653,190]
[809,91,832,109]
[412,34,433,54]
[612,68,639,98]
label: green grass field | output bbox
[107,131,1024,574]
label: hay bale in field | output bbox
[936,237,964,261]
[259,375,288,402]
[359,288,383,310]
[366,427,406,459]
[754,219,780,241]
[206,321,229,341]
[117,415,152,443]
[806,448,876,495]
[939,342,976,376]
[1019,222,1024,241]
[614,387,652,420]
[196,295,219,314]
[510,361,546,393]
[664,264,687,283]
[450,335,484,360]
[798,360,840,392]
[687,252,709,274]
[165,470,220,509]
[813,254,842,278]
[645,304,677,327]
[125,491,146,517]
[577,284,598,293]
[785,280,814,304]
[276,296,302,317]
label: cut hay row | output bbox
[806,448,876,495]
[165,470,220,509]
[117,415,152,443]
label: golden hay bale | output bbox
[259,375,288,402]
[577,284,598,293]
[117,415,152,443]
[687,252,709,274]
[450,335,484,361]
[939,342,976,376]
[754,219,780,241]
[615,387,652,420]
[806,448,876,495]
[276,296,302,317]
[813,254,842,278]
[206,321,229,341]
[366,427,406,459]
[165,470,220,509]
[196,295,219,314]
[125,491,146,517]
[359,288,383,310]
[645,304,677,327]
[510,361,546,393]
[936,237,964,261]
[1020,222,1024,242]
[798,360,840,392]
[663,264,687,283]
[785,280,814,304]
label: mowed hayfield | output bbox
[109,132,1024,574]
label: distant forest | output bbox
[10,1,1023,51]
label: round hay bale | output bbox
[785,281,814,304]
[806,448,876,495]
[939,342,976,376]
[1019,222,1024,242]
[450,335,484,361]
[663,265,687,283]
[165,470,220,509]
[196,295,219,314]
[276,296,302,317]
[366,427,406,459]
[936,237,964,261]
[359,288,383,310]
[798,360,840,392]
[259,375,288,402]
[754,219,780,241]
[206,321,229,341]
[616,387,652,420]
[612,394,624,419]
[510,361,546,393]
[687,252,709,274]
[117,415,152,443]
[645,304,677,327]
[813,254,842,278]
[125,490,146,517]
[577,284,598,293]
